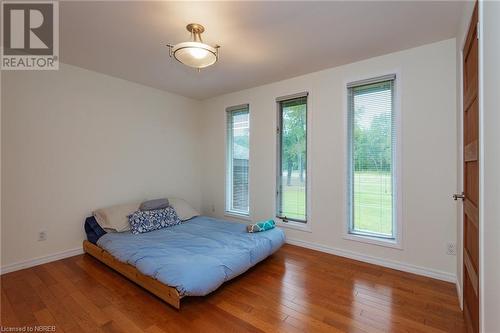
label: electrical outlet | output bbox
[211,204,215,213]
[38,230,47,241]
[446,242,456,256]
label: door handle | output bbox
[453,192,465,201]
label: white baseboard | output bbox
[0,247,84,275]
[286,238,457,283]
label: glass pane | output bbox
[352,81,393,237]
[231,110,249,213]
[279,98,307,221]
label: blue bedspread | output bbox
[97,216,285,296]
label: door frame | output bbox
[458,19,469,314]
[458,23,466,313]
[477,2,485,332]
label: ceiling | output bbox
[60,1,466,100]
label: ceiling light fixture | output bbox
[167,23,220,71]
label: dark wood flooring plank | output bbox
[0,288,21,327]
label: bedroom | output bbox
[1,1,499,332]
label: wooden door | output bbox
[462,3,479,333]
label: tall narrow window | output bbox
[347,75,396,239]
[276,94,308,223]
[226,104,250,215]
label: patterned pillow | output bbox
[128,207,181,234]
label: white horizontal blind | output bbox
[348,78,395,238]
[226,105,250,215]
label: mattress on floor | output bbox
[96,216,285,296]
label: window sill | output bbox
[224,211,251,222]
[276,219,312,233]
[343,232,402,250]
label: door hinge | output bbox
[276,127,280,134]
[477,22,480,40]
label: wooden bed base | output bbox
[82,240,182,309]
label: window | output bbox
[276,94,308,223]
[226,104,250,215]
[347,75,397,240]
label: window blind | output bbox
[226,105,250,215]
[348,78,396,238]
[276,96,308,223]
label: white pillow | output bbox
[93,202,141,232]
[168,197,199,221]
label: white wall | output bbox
[1,63,202,269]
[200,39,458,279]
[455,0,476,308]
[480,1,500,331]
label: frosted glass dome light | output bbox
[167,24,219,70]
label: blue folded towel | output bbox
[246,219,276,233]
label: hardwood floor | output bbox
[1,244,464,333]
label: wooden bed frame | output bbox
[83,240,182,309]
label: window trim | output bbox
[225,104,250,217]
[275,92,312,230]
[343,72,403,249]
